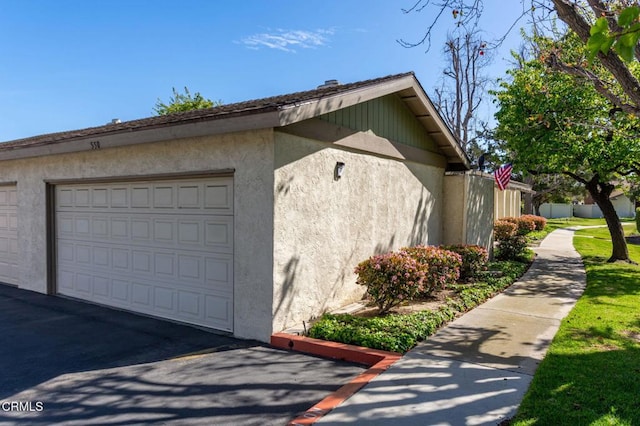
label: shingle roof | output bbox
[0,71,470,169]
[0,72,415,150]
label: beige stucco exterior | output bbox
[0,73,486,343]
[442,173,494,253]
[272,131,445,333]
[0,130,275,342]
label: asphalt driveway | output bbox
[0,285,365,425]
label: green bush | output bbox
[354,251,427,314]
[494,220,517,240]
[520,214,547,231]
[402,245,462,294]
[502,216,537,235]
[309,260,530,353]
[494,220,531,261]
[495,235,529,261]
[636,207,640,233]
[440,244,489,281]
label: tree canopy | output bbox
[153,87,221,116]
[494,33,640,261]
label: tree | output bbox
[154,87,221,116]
[400,1,640,119]
[433,29,493,156]
[493,34,640,262]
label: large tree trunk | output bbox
[585,178,631,262]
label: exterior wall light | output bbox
[334,162,346,181]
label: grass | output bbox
[527,217,636,244]
[512,224,640,425]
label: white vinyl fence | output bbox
[539,203,573,219]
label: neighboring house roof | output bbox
[0,72,470,169]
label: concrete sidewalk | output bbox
[317,228,587,425]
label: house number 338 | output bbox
[90,141,101,150]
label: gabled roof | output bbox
[0,72,470,169]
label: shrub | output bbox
[354,251,427,314]
[502,216,536,235]
[441,244,489,281]
[494,220,517,240]
[636,207,640,233]
[402,246,462,294]
[521,214,547,231]
[495,235,529,261]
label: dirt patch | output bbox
[352,286,468,318]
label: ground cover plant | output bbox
[511,224,640,425]
[308,228,535,353]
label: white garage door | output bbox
[0,185,18,285]
[55,177,234,332]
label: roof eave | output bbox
[276,74,470,170]
[0,110,281,161]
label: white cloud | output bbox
[240,28,334,52]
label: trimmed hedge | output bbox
[520,214,547,231]
[309,260,529,353]
[440,244,488,281]
[354,251,427,314]
[402,245,462,293]
[494,220,517,240]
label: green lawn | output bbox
[528,217,636,243]
[512,224,640,425]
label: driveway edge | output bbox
[270,332,401,425]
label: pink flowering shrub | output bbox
[440,244,488,281]
[402,246,462,294]
[354,251,428,314]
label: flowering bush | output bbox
[354,251,428,314]
[520,214,547,231]
[402,246,462,294]
[494,220,517,240]
[441,244,488,281]
[501,216,536,235]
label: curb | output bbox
[270,332,401,425]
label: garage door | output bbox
[55,177,234,332]
[0,185,18,285]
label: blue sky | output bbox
[0,1,527,142]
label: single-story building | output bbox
[0,72,502,342]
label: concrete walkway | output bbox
[317,228,587,425]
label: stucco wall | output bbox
[272,132,444,333]
[442,173,494,252]
[0,130,275,342]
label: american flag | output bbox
[494,163,513,191]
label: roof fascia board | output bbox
[0,111,280,161]
[406,82,471,170]
[277,76,416,126]
[277,75,470,170]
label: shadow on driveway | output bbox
[0,285,365,425]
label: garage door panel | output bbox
[56,177,234,331]
[59,212,233,252]
[0,185,18,285]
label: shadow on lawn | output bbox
[515,251,640,424]
[516,347,640,424]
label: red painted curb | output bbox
[270,332,401,425]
